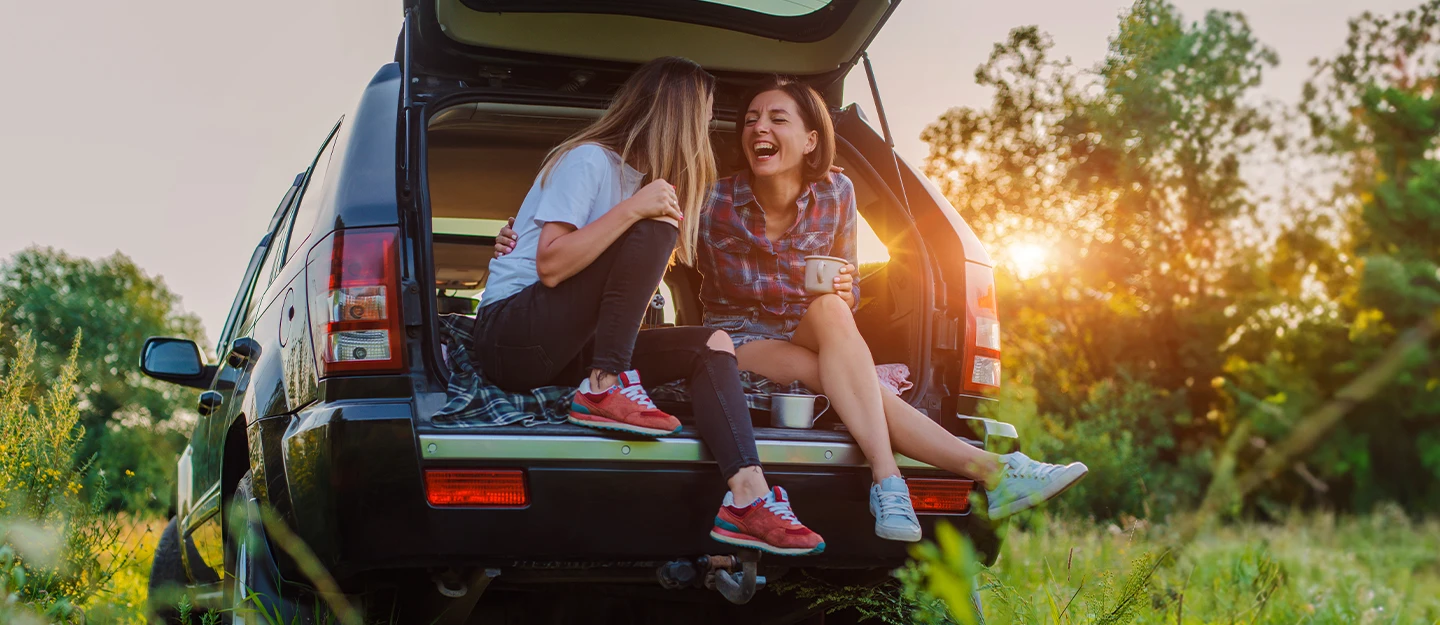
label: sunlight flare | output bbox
[1006,242,1050,280]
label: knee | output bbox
[629,218,680,243]
[706,330,736,356]
[806,294,857,329]
[810,293,849,315]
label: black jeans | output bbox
[474,220,762,479]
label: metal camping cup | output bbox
[803,255,848,295]
[769,393,831,429]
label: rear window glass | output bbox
[463,0,857,43]
[700,0,833,17]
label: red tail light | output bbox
[908,478,973,514]
[962,262,1001,394]
[424,469,528,507]
[305,227,404,376]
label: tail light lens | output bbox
[424,469,529,507]
[306,227,404,376]
[962,261,1001,393]
[908,478,973,514]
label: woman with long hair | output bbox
[476,58,824,555]
[694,76,1088,542]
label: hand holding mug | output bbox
[803,255,849,298]
[834,263,857,308]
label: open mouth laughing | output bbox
[751,140,778,161]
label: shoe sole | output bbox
[567,413,681,438]
[988,463,1089,520]
[874,523,923,542]
[709,529,825,556]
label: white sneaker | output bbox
[869,476,922,542]
[986,452,1088,519]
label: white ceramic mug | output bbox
[804,255,848,295]
[770,393,831,429]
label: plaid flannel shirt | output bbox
[697,171,860,324]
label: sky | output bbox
[0,0,1407,345]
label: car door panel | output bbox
[182,191,297,581]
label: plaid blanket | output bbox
[433,315,574,428]
[432,315,815,428]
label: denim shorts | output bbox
[704,311,802,349]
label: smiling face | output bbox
[741,89,819,181]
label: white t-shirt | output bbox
[481,144,644,307]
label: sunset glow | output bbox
[1007,242,1049,279]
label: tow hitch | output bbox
[656,551,765,605]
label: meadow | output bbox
[62,510,1436,624]
[973,508,1440,624]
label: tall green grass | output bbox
[781,508,1438,624]
[912,508,1440,624]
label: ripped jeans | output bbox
[473,220,762,479]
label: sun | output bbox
[1007,242,1049,280]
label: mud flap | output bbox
[229,493,319,625]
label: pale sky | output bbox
[0,0,1403,344]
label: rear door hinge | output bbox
[934,311,961,351]
[402,279,423,327]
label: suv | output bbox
[140,1,1013,623]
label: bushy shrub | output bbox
[1,327,139,623]
[982,374,1212,521]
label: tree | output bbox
[0,247,204,513]
[921,0,1280,519]
[1274,1,1440,512]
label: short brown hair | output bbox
[735,76,835,184]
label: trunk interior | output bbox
[419,99,933,436]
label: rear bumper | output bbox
[264,400,1003,585]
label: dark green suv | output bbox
[140,1,1013,623]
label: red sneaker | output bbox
[569,370,682,437]
[711,487,825,556]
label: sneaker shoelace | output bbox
[619,384,657,409]
[1004,456,1062,481]
[763,497,802,527]
[875,489,915,518]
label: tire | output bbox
[147,517,187,624]
[223,471,328,625]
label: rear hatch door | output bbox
[406,0,899,90]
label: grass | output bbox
[76,508,1440,624]
[783,505,1440,625]
[957,505,1440,624]
[80,515,164,624]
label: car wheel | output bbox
[147,517,189,624]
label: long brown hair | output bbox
[736,76,836,183]
[541,57,717,265]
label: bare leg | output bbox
[737,294,900,483]
[589,370,619,390]
[881,392,1001,487]
[735,312,1001,487]
[727,466,770,505]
